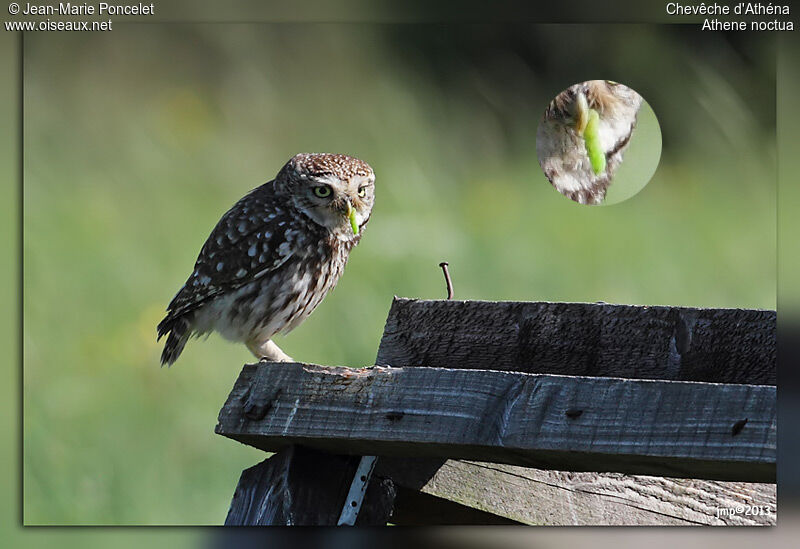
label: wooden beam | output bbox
[376,298,776,385]
[224,445,395,525]
[215,363,776,483]
[376,457,776,525]
[374,298,777,524]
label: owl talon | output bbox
[249,339,294,363]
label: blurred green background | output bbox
[20,23,775,526]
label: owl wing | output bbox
[161,182,299,322]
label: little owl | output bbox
[157,153,375,365]
[537,80,642,205]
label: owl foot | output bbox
[248,339,294,363]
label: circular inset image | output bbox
[536,80,661,206]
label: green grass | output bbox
[21,25,775,525]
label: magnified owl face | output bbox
[536,80,660,206]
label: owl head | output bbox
[276,153,375,240]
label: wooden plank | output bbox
[376,458,776,525]
[376,298,776,385]
[215,363,776,482]
[224,445,395,525]
[374,298,777,524]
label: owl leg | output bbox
[247,339,294,363]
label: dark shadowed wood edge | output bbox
[389,483,520,525]
[375,298,776,385]
[215,363,776,483]
[375,457,776,525]
[224,445,395,526]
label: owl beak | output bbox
[346,201,359,236]
[573,91,590,136]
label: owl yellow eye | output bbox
[357,186,367,198]
[313,185,332,198]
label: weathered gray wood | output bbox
[215,363,776,482]
[373,298,777,524]
[376,458,776,525]
[376,298,776,385]
[224,445,395,526]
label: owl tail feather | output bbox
[157,313,193,366]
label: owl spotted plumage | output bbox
[157,153,375,365]
[537,80,642,205]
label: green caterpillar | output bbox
[349,206,359,235]
[584,109,606,175]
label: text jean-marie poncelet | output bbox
[21,2,154,15]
